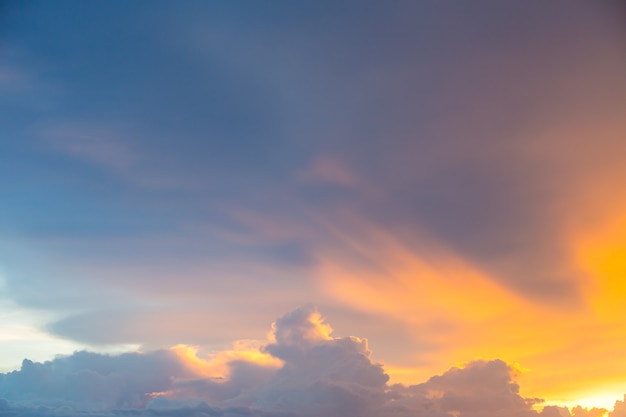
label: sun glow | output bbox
[575,213,626,317]
[544,394,619,416]
[171,342,282,379]
[574,395,617,412]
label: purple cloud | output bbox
[0,306,617,417]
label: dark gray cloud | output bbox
[0,306,618,417]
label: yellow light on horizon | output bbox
[543,392,621,415]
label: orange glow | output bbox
[171,342,282,379]
[309,212,626,407]
[267,308,333,344]
[315,216,521,321]
[575,214,626,317]
[544,389,623,415]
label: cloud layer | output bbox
[0,306,618,417]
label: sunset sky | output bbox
[1,2,626,416]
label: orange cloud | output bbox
[170,342,282,380]
[308,211,626,408]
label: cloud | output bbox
[610,396,626,417]
[43,124,136,174]
[298,156,357,188]
[0,349,195,410]
[541,406,608,417]
[0,306,618,417]
[256,305,389,417]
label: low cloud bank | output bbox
[0,305,620,417]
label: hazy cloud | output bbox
[298,156,357,188]
[0,306,618,417]
[0,349,194,410]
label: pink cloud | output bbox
[299,155,357,187]
[0,306,617,417]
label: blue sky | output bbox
[2,2,626,416]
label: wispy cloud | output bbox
[43,124,136,173]
[298,155,358,188]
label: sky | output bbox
[1,1,626,416]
